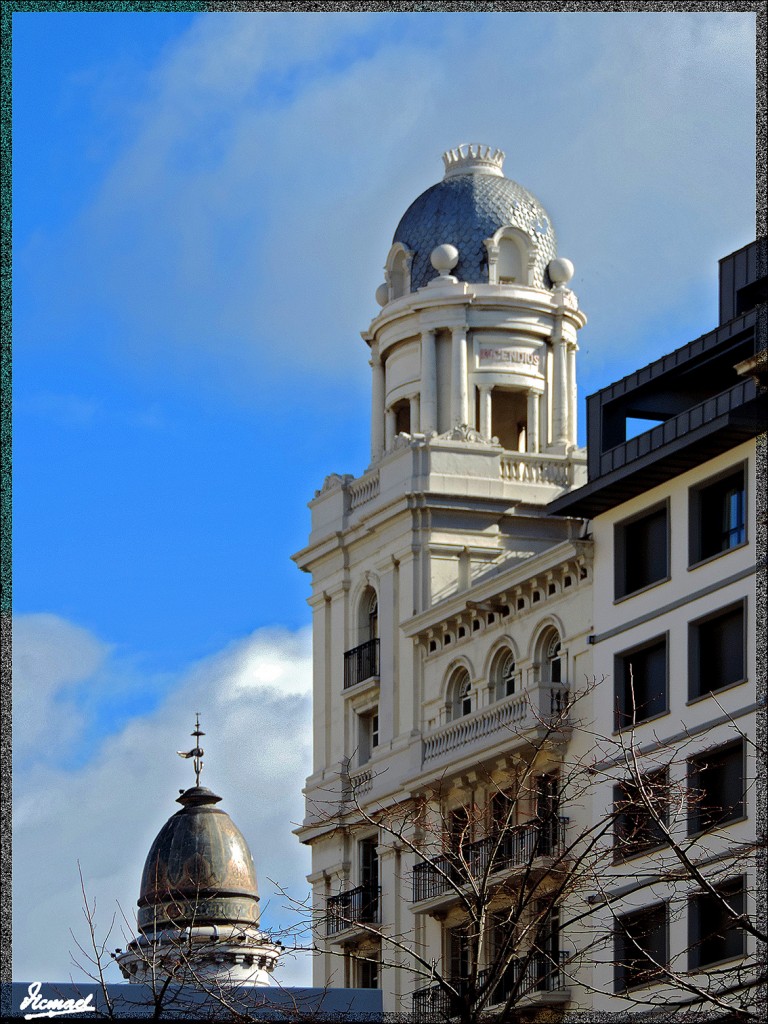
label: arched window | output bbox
[385,244,413,300]
[493,648,517,701]
[538,629,562,684]
[390,250,408,298]
[359,587,378,643]
[497,237,523,284]
[485,228,534,286]
[448,668,472,720]
[392,398,411,435]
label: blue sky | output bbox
[11,8,756,988]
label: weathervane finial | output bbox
[177,712,206,786]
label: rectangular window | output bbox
[359,837,379,891]
[448,924,476,984]
[614,903,668,991]
[489,789,516,831]
[357,837,379,925]
[615,503,669,599]
[687,741,744,835]
[688,878,745,970]
[690,465,746,565]
[613,769,668,860]
[358,709,379,765]
[357,955,379,989]
[615,636,668,728]
[447,806,471,854]
[689,602,746,700]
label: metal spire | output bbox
[177,712,205,786]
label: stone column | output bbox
[370,348,385,462]
[420,329,437,433]
[567,342,578,445]
[527,390,540,453]
[409,394,420,434]
[552,313,569,447]
[451,324,468,426]
[478,385,492,439]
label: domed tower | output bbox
[295,147,593,1006]
[115,718,281,987]
[368,143,585,463]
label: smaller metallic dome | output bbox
[137,784,260,931]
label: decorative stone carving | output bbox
[441,424,485,443]
[316,473,351,497]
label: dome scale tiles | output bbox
[393,145,558,291]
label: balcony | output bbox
[344,639,380,689]
[412,952,568,1018]
[411,818,567,904]
[422,684,570,770]
[326,884,380,937]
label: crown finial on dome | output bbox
[442,144,505,179]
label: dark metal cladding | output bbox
[393,172,557,291]
[137,786,260,928]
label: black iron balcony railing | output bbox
[412,952,567,1018]
[343,638,380,689]
[481,951,568,1004]
[411,818,567,903]
[326,884,380,936]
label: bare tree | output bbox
[70,876,340,1023]
[300,679,764,1024]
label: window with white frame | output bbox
[493,648,517,700]
[448,667,472,720]
[358,709,379,766]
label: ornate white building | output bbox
[294,145,595,1014]
[294,147,763,1019]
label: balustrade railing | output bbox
[411,818,567,903]
[412,952,567,1018]
[481,950,568,1004]
[499,453,572,486]
[348,470,380,510]
[326,884,380,936]
[343,638,380,689]
[422,685,568,764]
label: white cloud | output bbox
[12,614,112,765]
[12,615,314,987]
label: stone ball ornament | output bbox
[430,243,460,275]
[547,257,575,286]
[375,283,389,307]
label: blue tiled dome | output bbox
[393,164,557,291]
